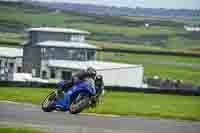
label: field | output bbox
[0,128,46,133]
[0,2,200,85]
[0,1,200,51]
[0,87,200,121]
[96,52,200,85]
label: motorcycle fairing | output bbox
[54,81,96,111]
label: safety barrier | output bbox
[0,81,199,96]
[98,48,200,58]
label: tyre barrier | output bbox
[105,86,200,96]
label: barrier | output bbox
[0,80,199,96]
[98,48,200,58]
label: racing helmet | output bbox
[86,67,97,78]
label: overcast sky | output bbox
[3,0,200,9]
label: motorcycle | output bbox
[41,79,104,114]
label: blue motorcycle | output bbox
[41,79,104,114]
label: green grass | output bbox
[0,32,26,46]
[0,87,53,104]
[97,52,200,85]
[0,128,47,133]
[99,52,200,64]
[71,22,184,37]
[0,87,200,121]
[90,40,167,51]
[92,40,200,54]
[168,36,200,49]
[0,2,200,86]
[1,1,200,51]
[87,91,200,121]
[125,15,200,25]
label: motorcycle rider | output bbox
[43,67,103,112]
[57,67,97,94]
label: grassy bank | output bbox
[86,91,200,121]
[0,87,53,105]
[1,1,200,51]
[0,128,47,133]
[0,87,200,121]
[98,52,200,85]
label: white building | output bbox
[0,47,23,80]
[1,27,144,87]
[184,25,200,32]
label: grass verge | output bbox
[0,87,200,121]
[98,52,200,85]
[0,128,47,133]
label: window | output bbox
[41,48,46,53]
[9,63,14,68]
[50,69,56,79]
[79,35,85,41]
[5,61,7,67]
[75,50,85,61]
[42,71,48,79]
[65,34,70,41]
[8,63,14,72]
[41,48,48,59]
[17,67,22,73]
[66,49,86,61]
[61,71,72,80]
[0,69,4,74]
[87,50,96,61]
[71,35,84,42]
[50,48,55,51]
[32,69,36,77]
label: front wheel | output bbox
[41,91,56,112]
[69,96,90,114]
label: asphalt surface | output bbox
[0,101,200,133]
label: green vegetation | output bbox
[92,40,200,54]
[0,87,200,121]
[0,2,199,85]
[0,1,200,51]
[0,87,53,104]
[72,22,184,36]
[0,32,25,47]
[91,40,167,51]
[97,52,200,85]
[87,91,200,121]
[0,128,47,133]
[124,15,200,25]
[99,52,200,65]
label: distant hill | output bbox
[32,1,200,19]
[0,0,200,51]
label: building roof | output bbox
[27,27,90,34]
[0,47,23,58]
[36,41,98,49]
[48,60,142,71]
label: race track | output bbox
[0,101,200,133]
